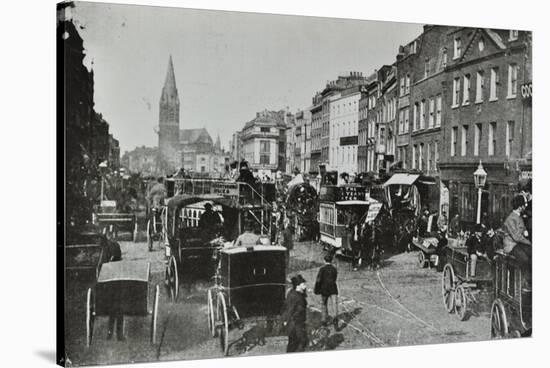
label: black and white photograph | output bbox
[49,0,542,367]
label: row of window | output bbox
[450,120,515,158]
[330,146,357,166]
[452,63,519,107]
[409,141,440,172]
[331,120,358,139]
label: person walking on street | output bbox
[348,215,361,270]
[282,275,308,353]
[314,254,338,326]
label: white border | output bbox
[2,0,548,367]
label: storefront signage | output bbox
[365,203,383,223]
[340,136,358,146]
[520,171,532,180]
[521,82,532,99]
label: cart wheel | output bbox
[147,220,153,251]
[442,263,455,313]
[166,256,179,302]
[207,289,217,337]
[417,251,427,268]
[217,292,229,356]
[490,299,509,339]
[151,285,160,344]
[454,285,468,321]
[85,288,95,347]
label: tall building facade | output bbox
[239,109,289,174]
[309,93,323,174]
[329,86,362,173]
[438,27,532,227]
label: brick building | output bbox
[371,65,397,174]
[438,27,532,227]
[309,93,323,174]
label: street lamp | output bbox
[473,160,487,224]
[99,161,108,201]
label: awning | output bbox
[383,173,420,187]
[336,199,378,206]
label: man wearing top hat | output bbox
[282,274,308,352]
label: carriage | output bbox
[93,200,138,241]
[206,245,287,356]
[318,183,381,257]
[164,179,273,302]
[440,239,493,321]
[85,260,160,346]
[65,226,111,283]
[490,251,532,338]
[163,195,229,301]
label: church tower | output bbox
[158,55,180,171]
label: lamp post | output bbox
[99,161,108,201]
[473,161,487,224]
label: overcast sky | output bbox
[70,1,423,153]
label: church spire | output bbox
[160,55,179,104]
[215,134,221,150]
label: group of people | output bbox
[283,253,339,353]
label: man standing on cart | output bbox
[283,275,308,353]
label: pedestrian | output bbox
[502,195,532,268]
[314,254,338,326]
[448,213,461,238]
[466,224,486,277]
[282,275,308,353]
[104,230,125,341]
[348,215,361,270]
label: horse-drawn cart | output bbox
[85,260,160,346]
[490,251,532,338]
[93,200,138,241]
[441,242,493,321]
[207,245,287,356]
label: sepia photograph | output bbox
[56,0,535,366]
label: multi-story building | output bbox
[285,117,297,174]
[319,72,368,174]
[239,109,289,175]
[438,27,532,227]
[295,109,312,173]
[364,73,379,173]
[123,146,159,176]
[309,93,323,175]
[230,131,242,163]
[372,65,397,174]
[303,109,312,174]
[399,27,446,179]
[358,86,369,173]
[329,86,362,174]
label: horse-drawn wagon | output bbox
[207,245,287,356]
[85,260,160,346]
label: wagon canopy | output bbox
[166,194,235,211]
[97,260,150,283]
[382,173,436,187]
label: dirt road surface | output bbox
[64,240,492,366]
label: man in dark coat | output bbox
[104,230,124,341]
[315,254,338,325]
[199,202,222,237]
[282,275,308,353]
